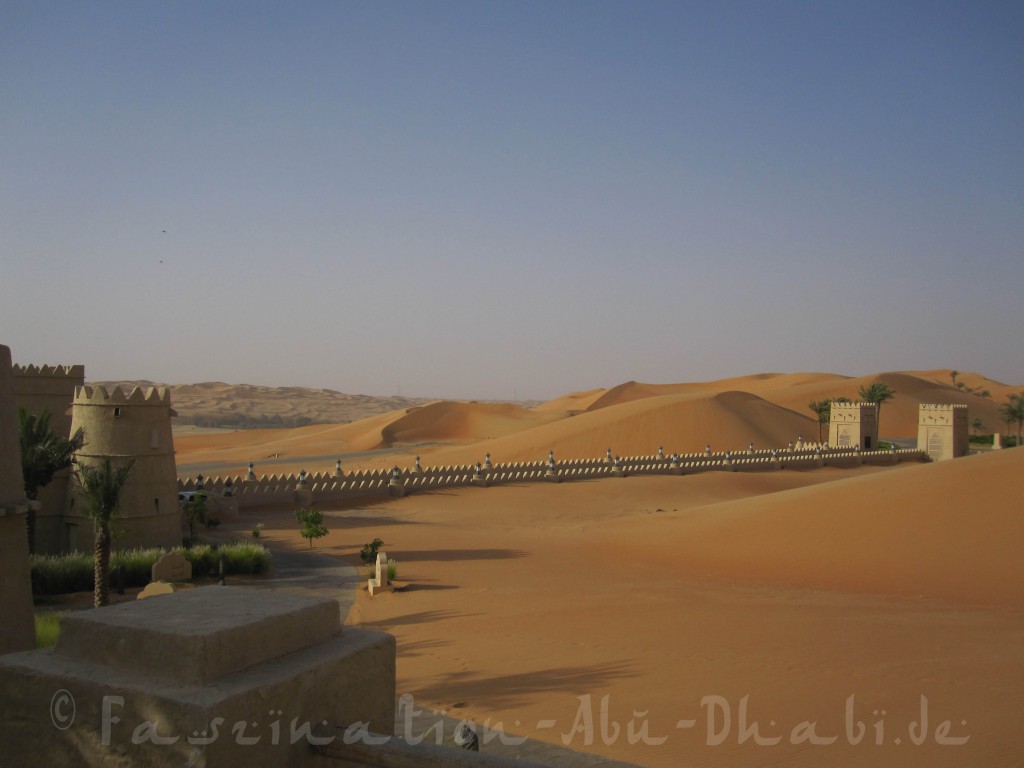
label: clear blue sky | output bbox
[2,1,1021,400]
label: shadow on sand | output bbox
[417,660,638,709]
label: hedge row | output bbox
[30,542,272,596]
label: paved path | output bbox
[253,542,362,621]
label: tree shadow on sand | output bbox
[395,638,454,658]
[416,661,638,709]
[399,582,460,592]
[357,610,482,629]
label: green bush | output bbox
[30,553,92,596]
[360,538,384,564]
[30,541,272,595]
[968,434,1018,447]
[364,558,398,582]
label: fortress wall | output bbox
[10,363,84,554]
[181,444,928,514]
[0,346,36,654]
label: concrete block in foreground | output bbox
[0,586,395,767]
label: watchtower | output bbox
[918,404,968,461]
[828,402,879,450]
[67,386,181,551]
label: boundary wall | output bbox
[180,445,929,514]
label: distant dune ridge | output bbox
[90,380,436,429]
[169,369,1018,476]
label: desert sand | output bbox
[176,369,1021,766]
[239,448,1022,767]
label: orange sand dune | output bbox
[531,373,853,415]
[172,410,413,469]
[530,387,608,413]
[376,401,562,447]
[530,370,1016,438]
[420,390,817,466]
[582,381,704,411]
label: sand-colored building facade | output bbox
[918,403,969,461]
[828,401,879,450]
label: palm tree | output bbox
[19,407,86,554]
[808,401,831,443]
[74,457,134,608]
[858,382,895,436]
[999,393,1024,447]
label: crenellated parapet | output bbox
[11,362,85,442]
[11,363,85,378]
[918,403,968,425]
[73,384,173,407]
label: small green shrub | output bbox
[30,553,92,596]
[365,558,398,582]
[295,507,328,549]
[113,548,165,586]
[359,538,384,564]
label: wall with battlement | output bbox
[0,346,38,654]
[10,362,85,554]
[68,385,181,551]
[11,363,84,438]
[182,443,929,514]
[918,403,969,461]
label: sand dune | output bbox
[530,387,608,413]
[529,370,1014,439]
[376,401,562,447]
[173,368,1020,477]
[421,390,817,466]
[93,379,434,429]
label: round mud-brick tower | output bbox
[68,385,181,550]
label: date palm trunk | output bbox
[94,523,111,608]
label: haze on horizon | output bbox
[2,1,1021,402]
